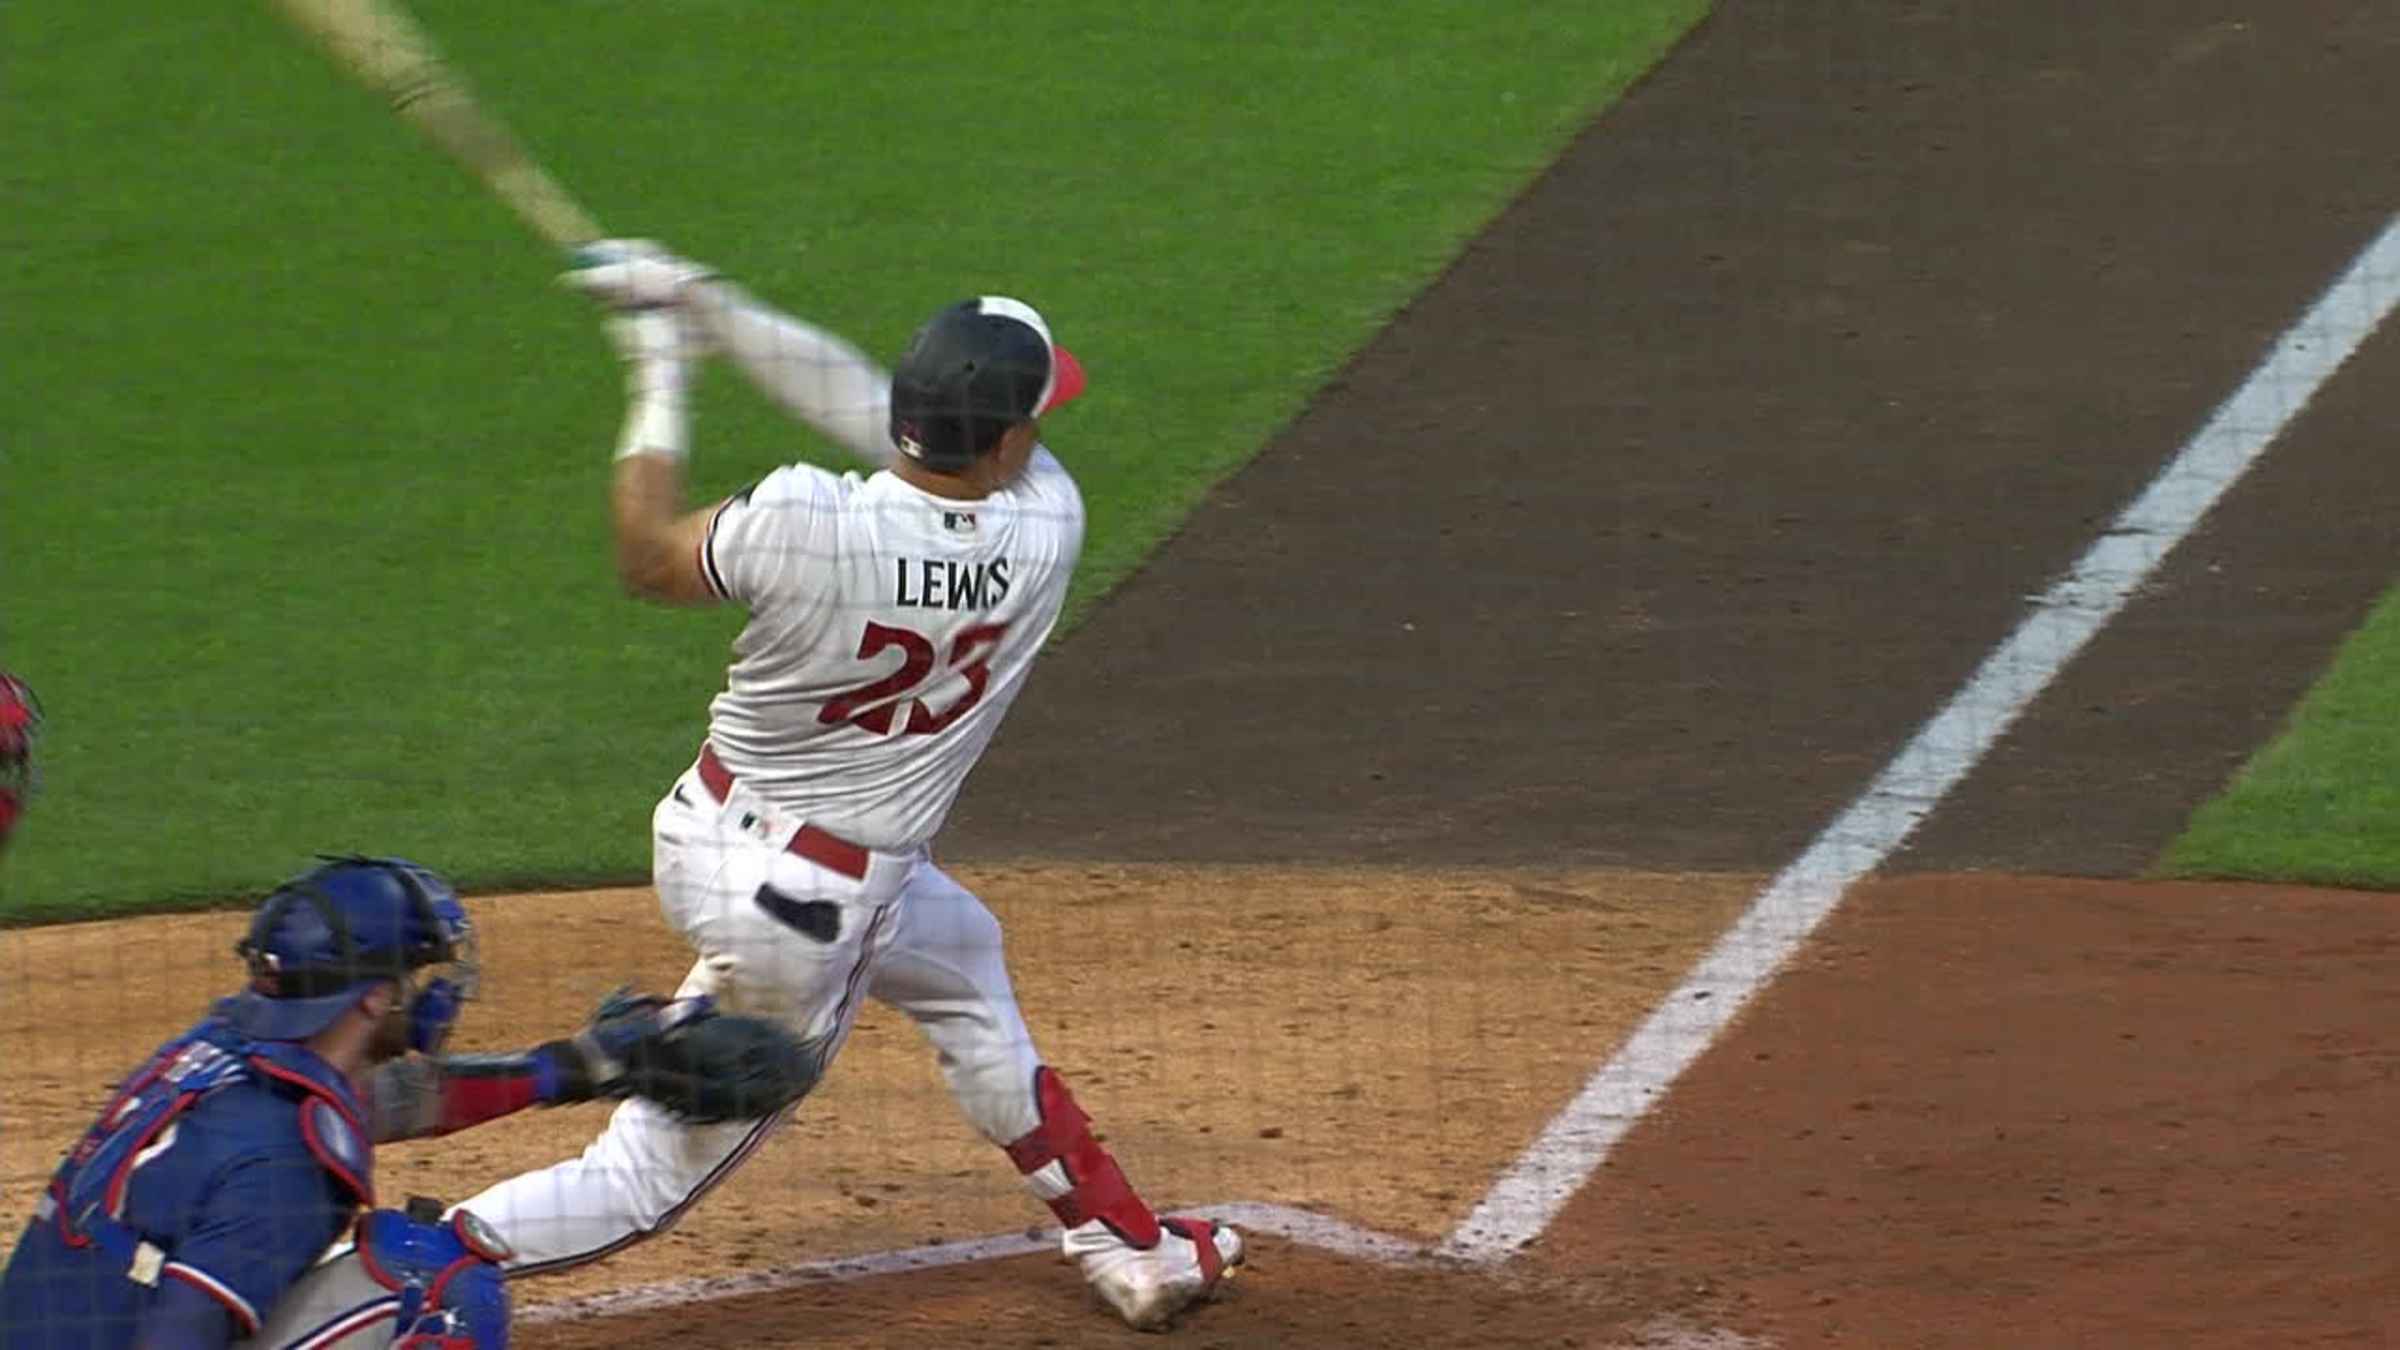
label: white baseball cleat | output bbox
[1062,1215,1244,1332]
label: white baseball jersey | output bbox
[695,446,1084,850]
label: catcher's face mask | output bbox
[405,907,479,1055]
[224,856,479,1051]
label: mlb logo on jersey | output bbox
[942,510,978,534]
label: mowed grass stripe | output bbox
[0,1,1707,918]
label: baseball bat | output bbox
[265,0,604,250]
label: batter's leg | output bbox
[865,860,1242,1330]
[450,955,793,1274]
[459,776,898,1274]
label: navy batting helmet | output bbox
[888,296,1085,472]
[219,855,477,1051]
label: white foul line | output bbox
[1438,212,2400,1265]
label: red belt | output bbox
[694,744,869,881]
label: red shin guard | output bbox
[1003,1067,1161,1248]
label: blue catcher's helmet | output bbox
[220,855,478,1052]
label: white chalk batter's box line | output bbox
[515,1202,1422,1325]
[516,1201,1769,1348]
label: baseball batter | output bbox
[455,241,1242,1331]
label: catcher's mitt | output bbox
[570,989,823,1125]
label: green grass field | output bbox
[0,0,1710,918]
[2157,587,2400,887]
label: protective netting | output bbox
[9,2,2400,1346]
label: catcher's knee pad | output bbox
[360,1200,513,1349]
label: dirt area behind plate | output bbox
[0,866,1752,1318]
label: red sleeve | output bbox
[426,1069,546,1137]
[362,1051,561,1143]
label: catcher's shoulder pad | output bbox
[58,1025,375,1240]
[246,1039,374,1205]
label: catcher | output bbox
[0,854,815,1350]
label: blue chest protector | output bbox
[39,1019,372,1301]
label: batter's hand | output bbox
[561,238,717,312]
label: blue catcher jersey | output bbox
[0,1018,374,1349]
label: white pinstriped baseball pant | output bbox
[457,757,1046,1273]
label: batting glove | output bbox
[561,238,717,311]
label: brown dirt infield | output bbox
[13,873,2392,1347]
[0,867,1753,1329]
[1538,876,2400,1348]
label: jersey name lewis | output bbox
[896,557,1013,611]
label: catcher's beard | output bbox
[367,988,416,1062]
